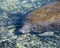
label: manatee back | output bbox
[26,2,60,24]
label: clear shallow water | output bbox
[0,0,60,48]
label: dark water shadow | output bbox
[13,11,33,36]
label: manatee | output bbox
[19,2,60,33]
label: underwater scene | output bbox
[0,0,60,48]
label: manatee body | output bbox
[19,2,60,33]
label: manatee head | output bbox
[19,2,60,33]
